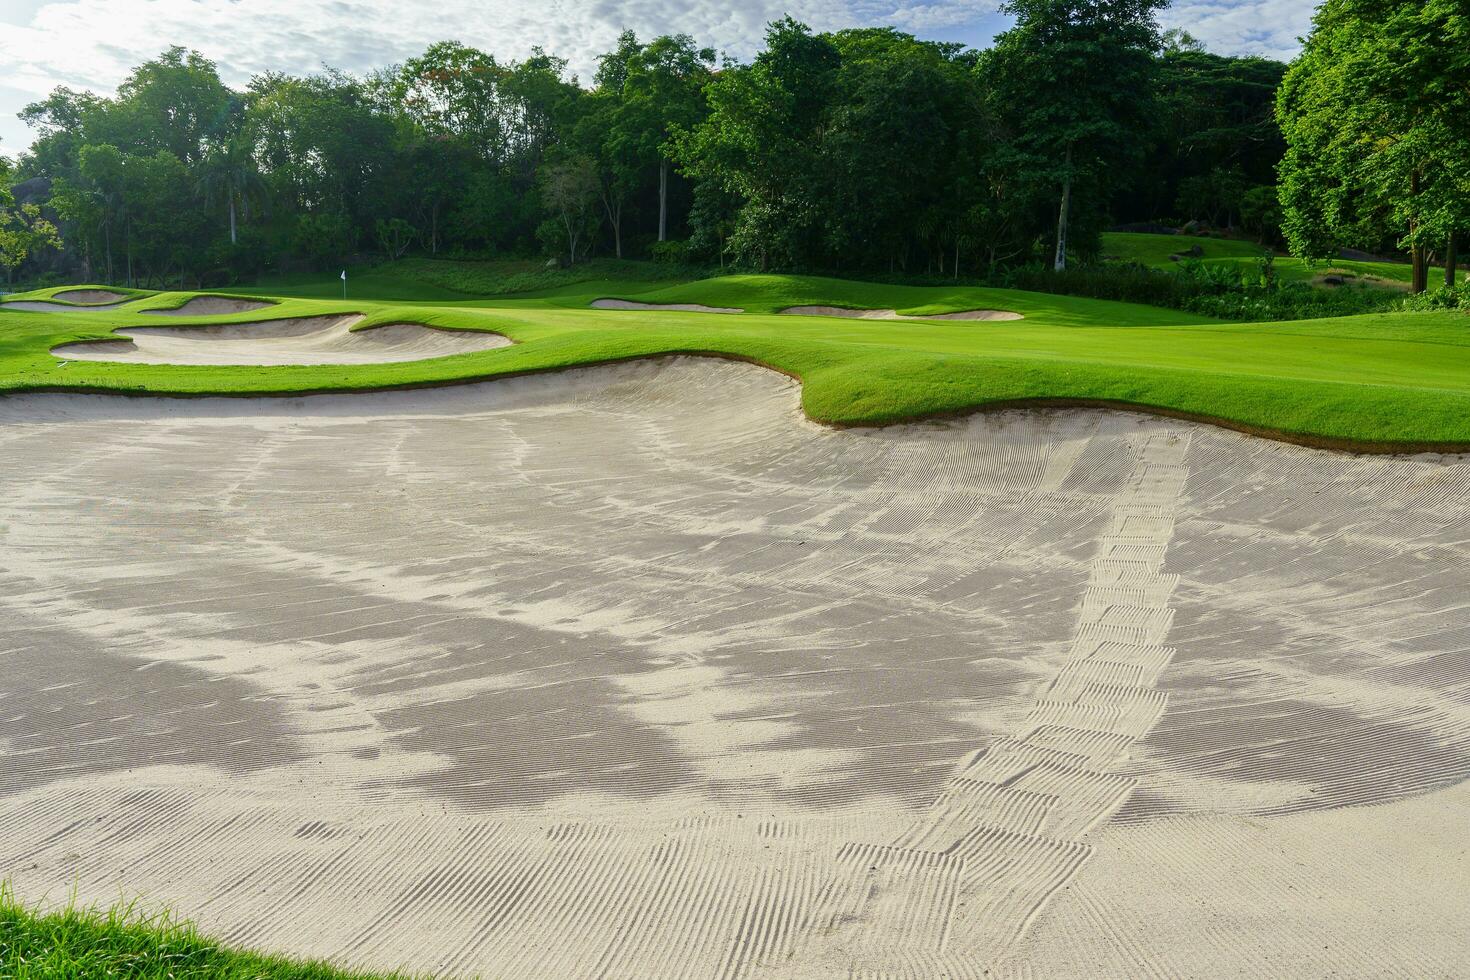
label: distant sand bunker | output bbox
[53,315,510,366]
[781,305,1023,321]
[3,299,131,312]
[591,299,743,314]
[53,289,129,304]
[143,296,275,316]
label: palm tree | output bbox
[200,136,265,245]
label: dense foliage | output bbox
[1277,0,1470,292]
[3,0,1464,297]
[2,2,1309,290]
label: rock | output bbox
[1185,244,1205,258]
[1322,275,1345,286]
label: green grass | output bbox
[0,885,406,979]
[1102,231,1468,287]
[3,272,1469,451]
[237,257,696,303]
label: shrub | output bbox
[991,260,1399,322]
[1398,284,1470,312]
[648,239,692,264]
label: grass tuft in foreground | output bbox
[0,884,407,980]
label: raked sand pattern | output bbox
[1,358,1467,978]
[52,315,511,366]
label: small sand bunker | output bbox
[591,299,743,314]
[780,305,1023,321]
[3,297,132,312]
[53,315,510,366]
[53,289,129,305]
[143,296,275,316]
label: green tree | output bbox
[986,0,1168,269]
[0,155,62,287]
[109,48,237,166]
[538,155,601,264]
[615,35,713,242]
[386,42,517,165]
[677,19,840,270]
[199,135,265,244]
[73,143,129,282]
[0,203,61,286]
[1277,0,1470,292]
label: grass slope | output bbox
[0,886,404,979]
[3,273,1469,451]
[236,257,695,303]
[1103,231,1468,287]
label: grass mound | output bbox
[240,258,700,303]
[3,273,1469,452]
[0,884,405,979]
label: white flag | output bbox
[340,270,347,280]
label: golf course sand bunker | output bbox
[52,288,129,304]
[52,315,511,366]
[142,296,276,316]
[1,358,1466,977]
[591,298,743,313]
[781,305,1024,321]
[2,298,133,312]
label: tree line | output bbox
[1,0,1461,292]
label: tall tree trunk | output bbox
[658,158,668,243]
[1411,243,1428,294]
[1446,232,1458,289]
[1409,171,1427,294]
[603,197,623,259]
[954,239,960,280]
[1054,143,1073,273]
[104,222,113,284]
[228,197,238,245]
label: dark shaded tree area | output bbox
[3,4,1303,288]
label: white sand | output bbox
[3,299,131,312]
[591,298,744,313]
[142,296,277,316]
[51,315,510,366]
[52,288,130,304]
[0,359,1465,977]
[781,305,1024,321]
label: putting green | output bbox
[3,273,1469,451]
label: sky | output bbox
[0,0,1317,159]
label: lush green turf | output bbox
[3,272,1469,451]
[237,257,696,303]
[0,886,406,979]
[1102,231,1467,287]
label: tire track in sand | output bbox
[770,428,1192,977]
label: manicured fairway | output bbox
[4,274,1468,450]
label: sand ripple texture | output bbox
[0,358,1466,978]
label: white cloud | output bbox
[1160,0,1316,61]
[0,0,1316,158]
